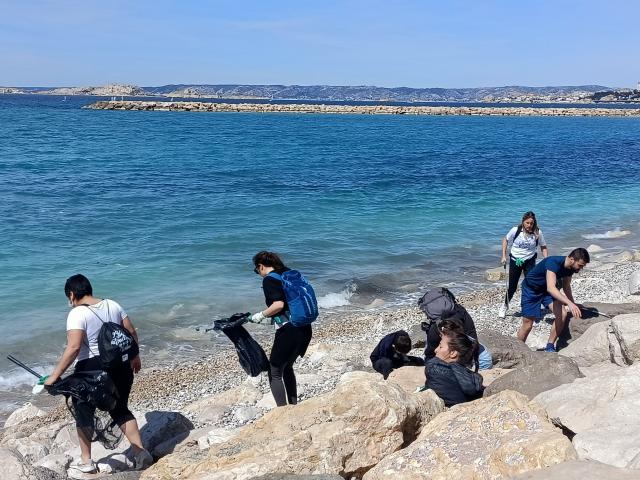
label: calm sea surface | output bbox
[1,95,639,406]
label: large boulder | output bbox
[630,270,640,295]
[510,459,640,479]
[558,302,640,347]
[0,447,64,480]
[183,380,262,425]
[484,354,583,399]
[479,331,536,368]
[143,371,445,480]
[560,313,640,367]
[534,362,640,468]
[4,403,47,428]
[362,390,576,479]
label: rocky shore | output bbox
[2,246,640,479]
[85,100,640,117]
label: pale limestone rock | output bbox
[4,402,46,428]
[387,366,424,394]
[534,362,640,468]
[480,367,512,387]
[629,270,640,295]
[511,459,640,479]
[183,382,261,424]
[3,436,49,463]
[485,266,506,282]
[36,453,72,476]
[362,390,576,480]
[561,313,640,367]
[586,244,604,253]
[142,371,445,480]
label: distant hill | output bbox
[1,83,617,103]
[144,84,610,103]
[591,89,640,103]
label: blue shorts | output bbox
[521,282,554,320]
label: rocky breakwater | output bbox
[86,100,640,117]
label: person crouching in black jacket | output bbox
[424,319,484,407]
[370,330,424,379]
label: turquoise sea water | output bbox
[1,95,639,402]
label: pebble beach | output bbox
[12,246,638,435]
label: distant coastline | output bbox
[3,82,640,104]
[86,100,640,117]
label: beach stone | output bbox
[152,427,208,457]
[362,390,576,480]
[485,266,506,281]
[232,405,260,424]
[387,366,424,394]
[143,371,445,480]
[480,367,512,387]
[479,331,536,368]
[4,403,47,428]
[3,436,49,463]
[484,354,583,399]
[0,447,64,480]
[534,362,640,468]
[586,244,604,253]
[560,313,640,367]
[629,270,640,295]
[183,382,261,424]
[408,323,426,348]
[196,427,240,450]
[251,476,344,480]
[510,459,640,479]
[36,453,72,476]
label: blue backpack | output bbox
[268,270,319,326]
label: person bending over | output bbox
[424,320,484,407]
[45,274,153,475]
[518,248,590,352]
[248,251,313,406]
[370,330,424,379]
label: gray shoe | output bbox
[134,448,153,470]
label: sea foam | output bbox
[582,227,632,240]
[317,283,356,309]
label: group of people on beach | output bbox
[43,213,590,475]
[369,210,590,406]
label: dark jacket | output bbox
[425,357,484,407]
[370,330,408,364]
[424,304,478,359]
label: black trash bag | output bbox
[214,313,269,377]
[47,370,119,411]
[46,370,123,449]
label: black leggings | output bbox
[269,323,312,407]
[506,255,537,303]
[372,355,425,379]
[73,356,135,428]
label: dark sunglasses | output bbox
[253,265,260,275]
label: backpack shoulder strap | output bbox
[515,224,522,239]
[267,272,282,281]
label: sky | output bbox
[1,0,638,88]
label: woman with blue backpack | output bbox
[248,251,318,406]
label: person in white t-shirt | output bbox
[498,211,548,318]
[44,274,153,474]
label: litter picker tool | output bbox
[6,355,42,379]
[580,307,612,318]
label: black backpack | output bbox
[417,287,457,326]
[84,303,139,369]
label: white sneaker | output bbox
[69,458,98,474]
[498,303,508,319]
[134,448,153,470]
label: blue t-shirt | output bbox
[524,256,573,294]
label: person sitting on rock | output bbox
[424,320,484,407]
[424,311,493,370]
[518,247,590,352]
[370,330,424,379]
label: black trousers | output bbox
[372,355,425,380]
[506,255,537,303]
[73,356,135,428]
[269,323,312,407]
